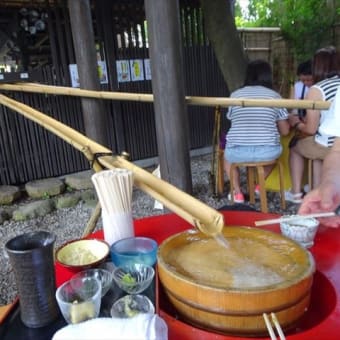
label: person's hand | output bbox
[298,186,340,228]
[288,114,301,127]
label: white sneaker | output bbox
[284,191,303,204]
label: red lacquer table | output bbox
[55,210,340,340]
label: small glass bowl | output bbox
[72,268,113,297]
[55,276,102,324]
[112,263,155,294]
[110,294,155,318]
[110,237,158,267]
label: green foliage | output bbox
[66,185,74,193]
[42,192,50,200]
[235,0,338,61]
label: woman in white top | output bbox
[287,47,340,203]
[224,60,290,203]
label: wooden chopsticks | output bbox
[255,212,335,226]
[263,313,286,340]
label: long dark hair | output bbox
[312,46,340,83]
[244,59,273,89]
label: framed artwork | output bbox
[130,59,144,81]
[69,64,79,87]
[144,59,151,80]
[97,61,108,84]
[116,60,131,83]
[69,61,109,87]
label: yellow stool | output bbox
[230,159,286,213]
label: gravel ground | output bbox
[0,153,298,305]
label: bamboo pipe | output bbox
[0,93,109,167]
[0,83,154,103]
[0,82,331,110]
[0,93,224,237]
[98,155,224,236]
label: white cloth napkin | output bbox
[52,314,168,340]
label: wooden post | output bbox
[67,0,109,147]
[144,0,192,194]
[96,0,126,152]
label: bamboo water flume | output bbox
[0,92,225,239]
[0,82,331,110]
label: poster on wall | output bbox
[144,59,151,80]
[97,61,108,84]
[69,64,79,87]
[130,59,144,81]
[69,61,109,87]
[116,60,131,82]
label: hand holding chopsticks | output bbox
[255,212,336,226]
[255,205,340,227]
[263,313,286,340]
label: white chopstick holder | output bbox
[102,211,134,246]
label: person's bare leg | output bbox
[224,159,241,193]
[289,147,305,193]
[312,159,323,189]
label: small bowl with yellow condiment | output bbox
[56,239,110,273]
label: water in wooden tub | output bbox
[167,234,303,289]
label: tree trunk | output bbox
[200,0,248,92]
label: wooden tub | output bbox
[157,226,315,336]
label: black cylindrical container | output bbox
[5,231,59,328]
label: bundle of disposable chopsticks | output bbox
[91,169,134,245]
[263,313,286,340]
[91,168,133,216]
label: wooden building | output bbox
[0,1,282,186]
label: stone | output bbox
[64,170,94,190]
[0,208,10,224]
[12,199,55,221]
[80,189,97,202]
[83,199,98,209]
[55,193,80,209]
[0,185,21,205]
[25,178,65,199]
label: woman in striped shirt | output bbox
[287,47,340,203]
[224,60,290,203]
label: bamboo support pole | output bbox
[0,93,224,237]
[0,82,331,110]
[82,202,101,238]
